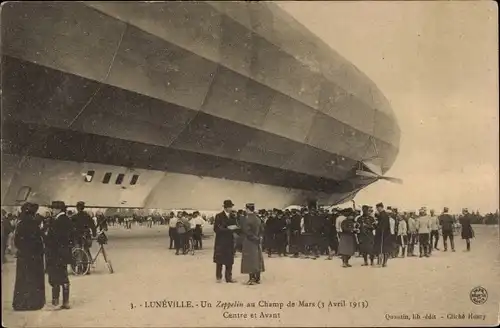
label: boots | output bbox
[61,284,70,309]
[382,254,388,267]
[401,247,406,258]
[52,286,60,306]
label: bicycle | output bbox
[71,230,114,276]
[183,232,195,256]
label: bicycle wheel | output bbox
[71,248,90,276]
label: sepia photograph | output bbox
[1,1,498,327]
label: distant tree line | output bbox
[461,210,499,225]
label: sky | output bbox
[279,1,499,213]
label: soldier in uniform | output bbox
[416,208,431,257]
[374,203,392,267]
[45,201,73,309]
[288,209,302,258]
[213,200,238,283]
[396,214,408,257]
[428,209,440,254]
[275,211,288,257]
[407,212,418,256]
[71,201,97,271]
[356,206,376,266]
[439,207,456,252]
[459,209,474,251]
[240,203,265,285]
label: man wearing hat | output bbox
[415,208,431,257]
[213,200,238,283]
[439,207,455,252]
[288,208,303,258]
[45,201,73,309]
[240,203,265,285]
[373,203,392,267]
[356,205,376,266]
[72,201,97,268]
[428,209,440,254]
[459,208,474,251]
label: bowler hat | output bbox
[376,202,384,208]
[76,201,85,208]
[50,201,66,210]
[223,200,234,208]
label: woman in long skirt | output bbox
[12,203,46,311]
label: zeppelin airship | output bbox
[1,1,400,210]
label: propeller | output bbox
[355,170,403,184]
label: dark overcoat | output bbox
[338,218,356,256]
[240,212,265,274]
[12,213,45,311]
[459,215,475,239]
[374,211,393,255]
[357,215,376,254]
[213,211,236,265]
[45,212,73,286]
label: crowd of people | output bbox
[210,200,480,285]
[0,198,489,308]
[2,200,106,312]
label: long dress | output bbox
[12,213,46,311]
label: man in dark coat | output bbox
[12,202,45,311]
[439,207,456,252]
[288,209,302,258]
[240,203,265,285]
[357,205,376,266]
[374,203,392,267]
[71,201,96,270]
[213,200,237,283]
[45,201,73,309]
[459,208,474,251]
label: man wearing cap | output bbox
[415,208,431,257]
[356,205,376,266]
[240,203,265,285]
[374,203,392,267]
[288,209,302,258]
[213,200,238,283]
[72,201,97,269]
[459,208,474,251]
[45,201,73,309]
[439,207,455,252]
[428,209,440,254]
[407,212,418,256]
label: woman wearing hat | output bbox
[45,201,73,309]
[12,202,46,311]
[338,209,358,267]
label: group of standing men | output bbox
[167,211,205,255]
[213,200,265,285]
[211,200,477,282]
